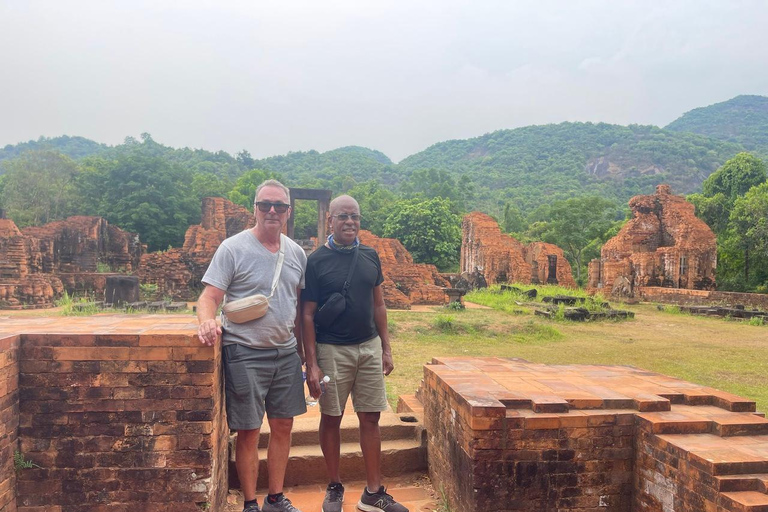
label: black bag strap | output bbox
[340,246,359,297]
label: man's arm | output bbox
[302,300,322,398]
[294,287,304,363]
[373,285,394,375]
[197,285,226,346]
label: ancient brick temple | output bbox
[359,230,449,309]
[588,185,717,297]
[0,216,143,308]
[461,212,576,287]
[411,356,768,512]
[138,197,255,299]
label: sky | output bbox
[2,0,768,162]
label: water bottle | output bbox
[306,375,330,407]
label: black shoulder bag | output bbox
[314,247,359,330]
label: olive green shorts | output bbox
[316,335,389,416]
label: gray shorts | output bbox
[316,336,389,416]
[222,343,307,431]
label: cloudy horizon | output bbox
[2,0,767,162]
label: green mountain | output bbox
[0,135,108,162]
[253,146,396,186]
[665,95,768,157]
[397,122,743,214]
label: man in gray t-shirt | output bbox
[197,180,307,512]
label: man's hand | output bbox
[305,362,324,399]
[198,319,221,347]
[382,350,394,376]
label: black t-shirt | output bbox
[303,244,384,345]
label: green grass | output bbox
[466,285,621,320]
[384,302,768,412]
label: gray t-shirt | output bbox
[202,230,307,349]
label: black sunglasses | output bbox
[332,213,362,221]
[255,201,290,213]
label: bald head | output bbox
[329,195,360,216]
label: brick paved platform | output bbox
[418,357,768,512]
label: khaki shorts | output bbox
[316,336,389,416]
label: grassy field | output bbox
[384,291,768,412]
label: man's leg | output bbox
[235,428,261,503]
[357,411,382,492]
[319,413,344,483]
[266,416,294,494]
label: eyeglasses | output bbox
[332,213,361,221]
[255,202,290,213]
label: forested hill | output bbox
[0,135,108,162]
[665,95,768,157]
[396,122,743,214]
[252,146,397,186]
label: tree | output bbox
[228,169,282,209]
[382,197,461,271]
[729,182,768,285]
[346,180,397,236]
[702,152,767,201]
[76,151,199,251]
[0,150,79,226]
[537,196,617,283]
[687,192,729,234]
[502,203,525,234]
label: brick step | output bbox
[396,394,424,414]
[228,437,427,489]
[223,473,437,511]
[720,491,768,512]
[717,474,768,493]
[250,411,424,449]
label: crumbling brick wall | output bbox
[0,217,142,307]
[359,230,449,309]
[3,319,229,511]
[138,197,255,300]
[589,185,717,296]
[0,334,19,512]
[461,212,576,287]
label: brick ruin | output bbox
[0,217,143,308]
[138,197,255,299]
[588,185,717,297]
[0,316,229,512]
[358,230,449,309]
[414,356,768,512]
[461,212,576,287]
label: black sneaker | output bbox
[262,495,301,512]
[357,486,408,512]
[322,482,344,512]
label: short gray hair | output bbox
[254,179,291,205]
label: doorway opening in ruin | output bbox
[287,188,332,251]
[547,255,558,284]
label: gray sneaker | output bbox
[357,486,408,512]
[322,482,344,512]
[262,495,301,512]
[243,503,261,512]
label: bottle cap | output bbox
[322,376,331,383]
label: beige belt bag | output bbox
[222,237,285,324]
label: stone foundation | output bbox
[639,286,768,310]
[419,357,768,511]
[0,317,228,512]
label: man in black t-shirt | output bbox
[302,195,408,512]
